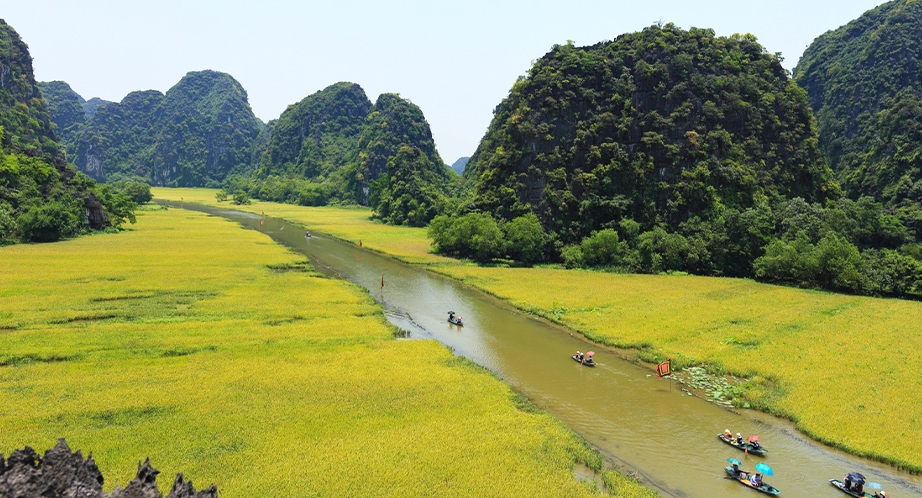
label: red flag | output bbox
[657,359,672,378]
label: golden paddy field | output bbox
[0,207,654,497]
[431,267,922,472]
[151,187,450,265]
[152,188,922,473]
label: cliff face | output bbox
[0,19,61,160]
[795,0,922,204]
[74,89,164,181]
[64,71,261,186]
[149,70,262,186]
[37,80,85,152]
[466,24,836,244]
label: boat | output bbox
[717,433,768,456]
[571,354,596,366]
[830,479,872,497]
[447,311,463,326]
[725,466,780,495]
[830,477,886,497]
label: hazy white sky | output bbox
[4,0,886,164]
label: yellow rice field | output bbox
[0,207,654,497]
[151,188,451,265]
[149,188,921,472]
[432,266,922,472]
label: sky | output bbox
[3,0,887,165]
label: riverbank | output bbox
[0,206,654,497]
[152,188,922,474]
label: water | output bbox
[179,204,922,497]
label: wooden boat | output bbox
[829,479,875,497]
[571,354,596,366]
[447,312,463,326]
[717,433,768,456]
[725,466,780,495]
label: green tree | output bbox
[504,213,546,263]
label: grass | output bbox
[432,266,922,473]
[0,207,656,497]
[152,188,452,265]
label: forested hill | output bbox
[41,70,261,186]
[356,93,453,225]
[0,19,134,244]
[249,84,454,226]
[36,80,85,152]
[256,82,372,183]
[466,24,836,244]
[450,157,469,175]
[0,21,60,161]
[794,0,922,208]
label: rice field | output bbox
[432,266,922,472]
[149,187,922,472]
[151,188,451,265]
[0,207,655,497]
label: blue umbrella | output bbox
[847,472,866,485]
[755,463,774,476]
[866,482,884,490]
[727,458,742,465]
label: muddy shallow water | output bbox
[176,203,921,497]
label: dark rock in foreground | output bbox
[0,439,216,498]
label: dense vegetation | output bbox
[240,85,455,226]
[35,80,85,151]
[42,71,262,186]
[428,24,922,298]
[795,0,922,207]
[0,19,135,244]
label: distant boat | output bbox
[571,354,596,366]
[448,311,463,326]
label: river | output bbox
[175,203,921,498]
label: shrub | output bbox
[504,213,545,263]
[580,229,621,267]
[17,201,80,242]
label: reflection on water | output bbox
[181,204,922,498]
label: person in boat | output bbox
[751,439,761,450]
[749,473,762,487]
[576,351,584,362]
[872,492,888,498]
[724,429,733,440]
[843,474,852,490]
[854,483,864,494]
[736,433,744,445]
[731,463,740,476]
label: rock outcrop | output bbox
[0,439,217,498]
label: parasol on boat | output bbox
[727,458,742,465]
[755,463,774,476]
[747,435,761,442]
[847,472,866,485]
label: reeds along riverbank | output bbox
[0,207,655,497]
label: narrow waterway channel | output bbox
[172,203,921,498]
